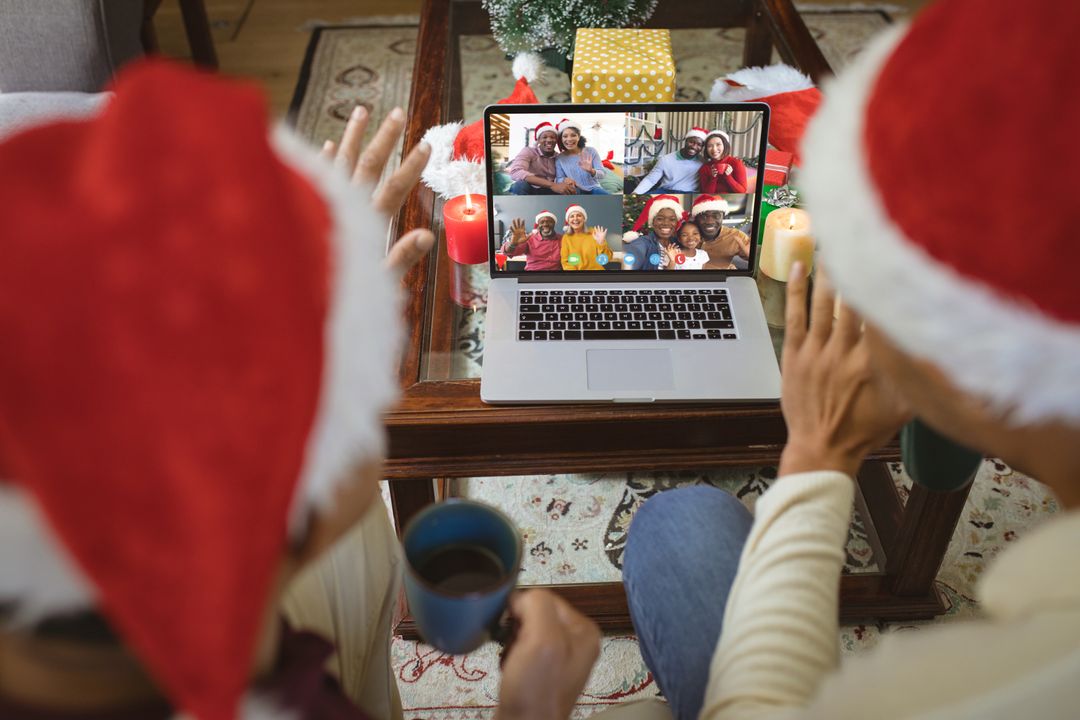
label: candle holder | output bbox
[443,193,489,266]
[757,208,813,327]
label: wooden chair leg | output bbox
[178,0,219,69]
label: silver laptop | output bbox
[481,102,780,403]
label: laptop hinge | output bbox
[513,274,732,283]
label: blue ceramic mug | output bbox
[402,499,522,654]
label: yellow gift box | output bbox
[571,28,676,104]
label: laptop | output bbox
[480,102,781,403]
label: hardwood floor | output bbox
[150,0,929,118]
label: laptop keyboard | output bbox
[516,288,737,341]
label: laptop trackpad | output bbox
[586,349,675,392]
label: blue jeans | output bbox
[623,486,753,720]
[509,179,557,195]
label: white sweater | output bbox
[702,471,1080,720]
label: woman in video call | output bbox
[622,194,684,270]
[666,219,713,270]
[698,129,748,195]
[560,204,612,270]
[553,118,609,195]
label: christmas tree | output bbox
[482,0,659,58]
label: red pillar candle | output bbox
[443,193,489,265]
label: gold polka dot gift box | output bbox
[571,28,676,104]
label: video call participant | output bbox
[633,127,707,194]
[554,118,609,195]
[499,210,563,271]
[621,194,684,270]
[699,129,748,194]
[691,194,751,270]
[666,221,711,270]
[507,120,577,195]
[560,204,612,271]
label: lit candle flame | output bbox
[464,191,474,214]
[788,213,797,230]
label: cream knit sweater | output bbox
[701,471,1080,720]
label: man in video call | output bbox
[508,121,578,195]
[633,127,707,194]
[499,210,563,271]
[692,194,751,270]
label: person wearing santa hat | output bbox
[690,194,751,270]
[507,121,577,196]
[632,127,706,195]
[621,194,684,271]
[0,61,612,720]
[498,209,564,271]
[698,130,748,195]
[553,118,609,195]
[560,204,612,271]
[623,0,1080,718]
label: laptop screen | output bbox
[484,103,770,277]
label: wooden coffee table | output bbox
[387,0,972,636]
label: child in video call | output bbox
[553,119,609,195]
[560,204,612,270]
[667,220,712,270]
[698,129,748,195]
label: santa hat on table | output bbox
[684,126,709,142]
[690,194,730,218]
[622,194,686,242]
[0,61,402,719]
[802,0,1080,425]
[710,63,821,164]
[421,52,544,198]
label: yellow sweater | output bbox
[561,229,612,271]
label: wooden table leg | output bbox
[388,477,437,539]
[744,5,775,68]
[887,480,973,596]
[178,0,218,69]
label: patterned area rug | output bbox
[290,10,1062,719]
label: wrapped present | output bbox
[571,29,675,104]
[762,149,794,186]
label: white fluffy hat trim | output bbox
[648,196,684,225]
[0,126,403,621]
[419,121,486,199]
[556,118,581,134]
[691,197,730,217]
[565,204,587,222]
[709,63,814,101]
[535,210,557,225]
[803,24,1080,425]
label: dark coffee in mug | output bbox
[417,543,506,594]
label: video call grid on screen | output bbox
[484,103,770,277]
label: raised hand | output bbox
[510,218,528,245]
[496,590,601,720]
[320,105,435,278]
[592,226,607,244]
[779,266,912,478]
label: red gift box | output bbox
[763,149,794,186]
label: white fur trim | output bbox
[648,197,684,225]
[803,24,1080,425]
[534,210,557,225]
[565,204,587,222]
[512,52,545,83]
[709,63,814,102]
[684,127,707,141]
[691,198,730,217]
[621,231,641,242]
[272,127,402,529]
[0,484,97,623]
[419,122,486,199]
[557,118,581,134]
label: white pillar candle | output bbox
[760,208,813,281]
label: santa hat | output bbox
[421,52,543,199]
[565,204,588,223]
[691,194,730,217]
[684,126,708,142]
[710,63,821,164]
[703,129,731,155]
[802,0,1080,425]
[556,117,581,134]
[534,209,557,227]
[0,61,402,719]
[623,194,685,241]
[533,121,557,141]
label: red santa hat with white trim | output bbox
[535,209,558,227]
[556,117,581,134]
[691,194,730,218]
[622,194,686,242]
[684,126,708,142]
[421,52,544,199]
[710,63,821,164]
[0,60,404,719]
[802,0,1080,425]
